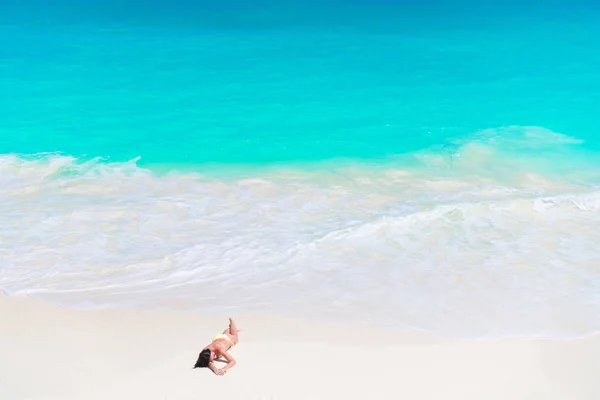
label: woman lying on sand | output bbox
[193,318,240,375]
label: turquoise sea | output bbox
[1,0,600,338]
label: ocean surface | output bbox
[1,0,600,339]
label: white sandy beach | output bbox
[1,292,599,400]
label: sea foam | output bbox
[1,126,600,339]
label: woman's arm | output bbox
[208,362,223,375]
[217,351,236,374]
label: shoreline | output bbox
[13,290,600,342]
[2,292,600,399]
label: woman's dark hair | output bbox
[193,349,211,369]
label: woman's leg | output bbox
[223,317,239,344]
